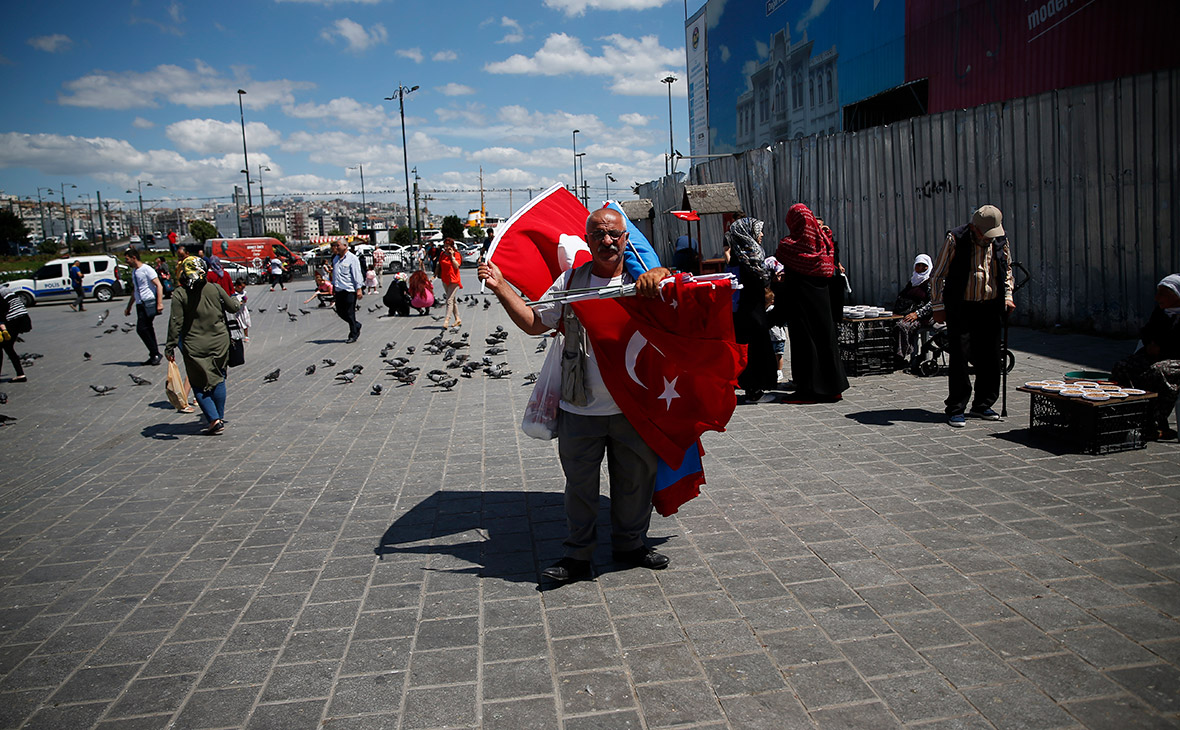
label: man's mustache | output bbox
[597,243,620,254]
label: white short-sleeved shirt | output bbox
[532,269,627,417]
[132,264,159,304]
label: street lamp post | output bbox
[35,187,54,242]
[237,89,255,236]
[385,84,419,241]
[349,164,366,230]
[259,165,270,235]
[126,180,153,241]
[60,182,76,254]
[662,75,677,177]
[78,193,95,241]
[575,153,587,206]
[605,173,616,200]
[571,129,580,196]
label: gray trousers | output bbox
[557,410,658,561]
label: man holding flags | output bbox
[480,207,672,583]
[480,186,745,584]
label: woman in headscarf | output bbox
[727,217,778,402]
[166,257,241,435]
[205,255,234,296]
[773,203,849,402]
[893,254,935,367]
[1111,274,1180,441]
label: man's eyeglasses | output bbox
[588,229,626,243]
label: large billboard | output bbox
[696,0,1180,155]
[685,6,709,159]
[702,0,906,154]
[906,0,1180,114]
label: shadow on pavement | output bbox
[141,422,202,440]
[991,428,1088,456]
[844,408,946,426]
[375,490,670,586]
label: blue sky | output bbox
[1,0,706,219]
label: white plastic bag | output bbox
[521,333,563,440]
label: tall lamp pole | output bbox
[36,187,54,242]
[60,182,76,254]
[605,173,616,200]
[126,180,153,240]
[571,129,580,196]
[78,193,95,241]
[575,153,587,206]
[385,84,419,241]
[237,89,255,236]
[349,164,367,230]
[662,75,677,177]
[258,165,270,235]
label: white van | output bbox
[4,255,125,307]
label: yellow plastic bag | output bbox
[165,359,192,411]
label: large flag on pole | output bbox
[489,186,744,515]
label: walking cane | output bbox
[1001,309,1010,417]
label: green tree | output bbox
[328,228,343,236]
[265,231,287,244]
[38,239,58,255]
[440,215,465,240]
[469,225,484,241]
[189,219,218,244]
[0,210,29,253]
[391,226,414,245]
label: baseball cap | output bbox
[972,205,1004,239]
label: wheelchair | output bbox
[912,323,1016,377]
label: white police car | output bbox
[4,255,125,307]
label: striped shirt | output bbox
[1,290,29,322]
[929,231,1015,311]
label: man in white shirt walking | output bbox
[123,247,165,365]
[330,239,364,343]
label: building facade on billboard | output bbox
[736,26,839,149]
[692,0,1180,156]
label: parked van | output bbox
[4,255,125,307]
[204,237,308,279]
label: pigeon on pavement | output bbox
[437,377,458,391]
[0,414,16,425]
[264,369,281,382]
[523,372,538,383]
[96,309,110,327]
[0,392,7,405]
[370,383,383,395]
[83,352,91,360]
[90,385,117,395]
[305,365,316,375]
[128,373,152,386]
[336,372,357,384]
[322,358,336,366]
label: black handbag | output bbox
[227,337,245,367]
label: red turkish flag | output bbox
[671,210,700,221]
[485,183,591,301]
[571,274,746,469]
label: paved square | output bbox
[0,270,1177,728]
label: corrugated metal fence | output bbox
[637,69,1178,334]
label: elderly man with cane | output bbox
[930,205,1016,428]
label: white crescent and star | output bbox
[624,331,678,409]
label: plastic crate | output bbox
[841,349,895,377]
[1027,391,1151,454]
[838,318,893,348]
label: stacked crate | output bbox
[838,318,896,376]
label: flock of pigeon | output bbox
[259,321,542,397]
[0,290,548,427]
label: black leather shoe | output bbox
[613,547,670,570]
[540,557,592,583]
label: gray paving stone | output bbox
[963,682,1079,729]
[246,699,326,730]
[483,657,555,700]
[633,678,724,727]
[810,702,904,729]
[171,686,259,730]
[786,660,877,708]
[870,672,975,723]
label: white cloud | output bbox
[755,40,769,59]
[58,61,313,110]
[281,130,461,173]
[485,33,683,96]
[438,83,475,97]
[166,119,281,155]
[396,48,424,63]
[132,117,156,129]
[797,0,832,33]
[435,103,486,126]
[0,131,276,193]
[619,113,649,126]
[468,146,570,168]
[283,96,390,130]
[432,50,457,61]
[130,1,185,37]
[28,34,72,53]
[719,44,730,63]
[543,0,673,16]
[321,18,388,52]
[498,17,523,44]
[707,0,728,30]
